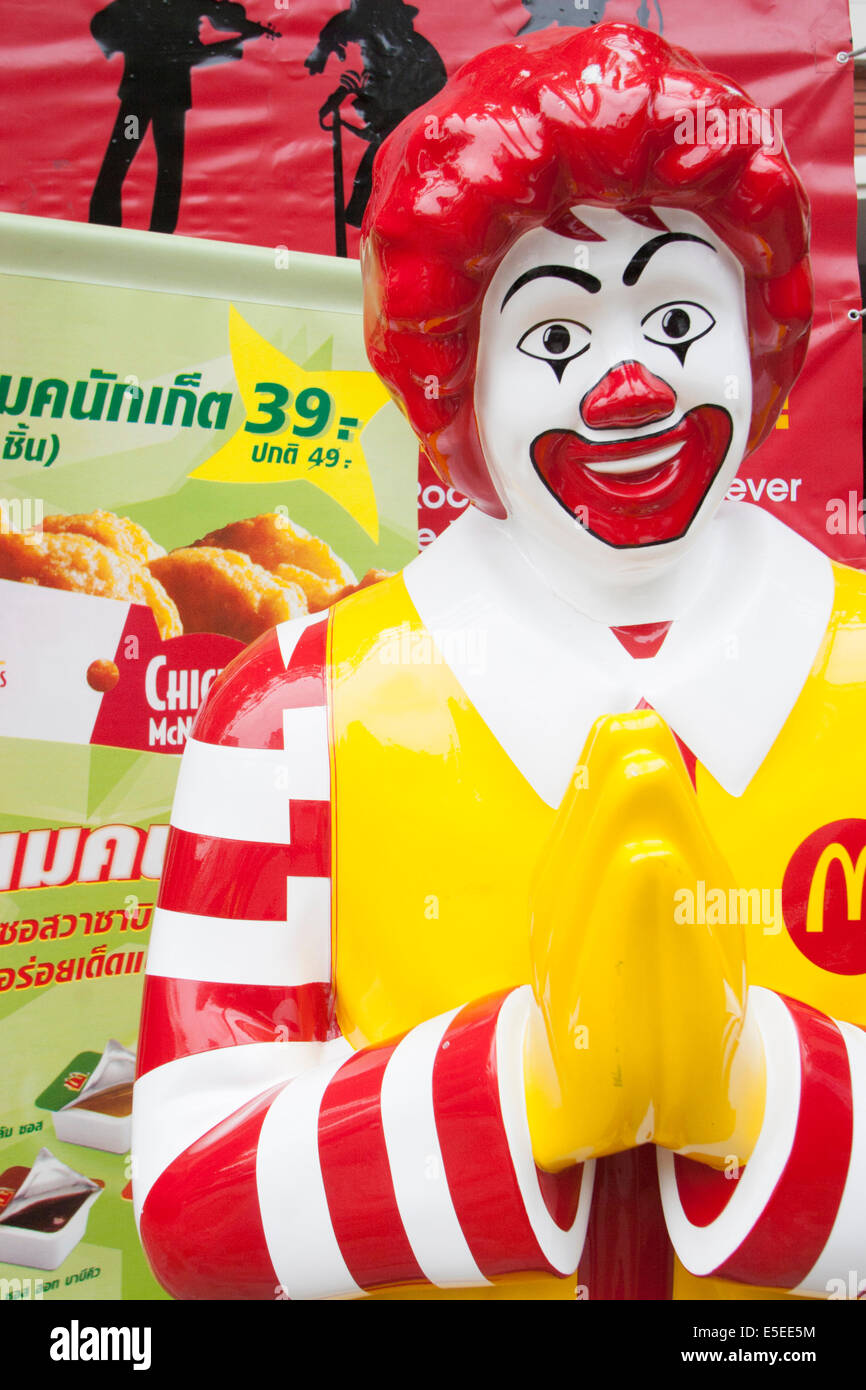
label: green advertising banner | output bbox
[0,214,418,1299]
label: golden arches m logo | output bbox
[805,843,866,934]
[782,819,866,976]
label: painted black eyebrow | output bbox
[500,264,602,310]
[622,232,716,286]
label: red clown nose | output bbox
[580,361,677,431]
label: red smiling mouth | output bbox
[531,404,733,548]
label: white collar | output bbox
[402,503,835,806]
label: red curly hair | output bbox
[361,22,812,516]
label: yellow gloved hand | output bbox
[524,708,766,1172]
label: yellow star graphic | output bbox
[191,307,392,542]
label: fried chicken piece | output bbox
[149,546,308,644]
[193,514,355,587]
[0,531,182,638]
[272,563,342,614]
[334,568,395,603]
[42,510,166,563]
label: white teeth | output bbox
[583,443,680,475]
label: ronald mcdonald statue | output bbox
[133,23,866,1300]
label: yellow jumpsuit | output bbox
[330,558,866,1300]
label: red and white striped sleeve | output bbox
[132,613,593,1301]
[658,985,866,1298]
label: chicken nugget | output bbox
[125,565,184,640]
[42,510,166,563]
[272,564,342,614]
[149,547,308,644]
[0,531,182,638]
[193,514,355,587]
[334,568,395,603]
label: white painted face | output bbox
[474,206,752,561]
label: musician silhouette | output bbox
[89,0,276,234]
[307,0,446,231]
[517,1,662,34]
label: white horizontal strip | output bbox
[169,737,293,844]
[132,1037,352,1224]
[658,987,801,1277]
[381,1008,489,1289]
[0,212,365,315]
[275,613,328,670]
[282,705,330,801]
[794,1018,865,1298]
[496,987,593,1275]
[257,1054,362,1301]
[145,890,331,988]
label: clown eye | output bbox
[641,302,715,364]
[517,319,591,380]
